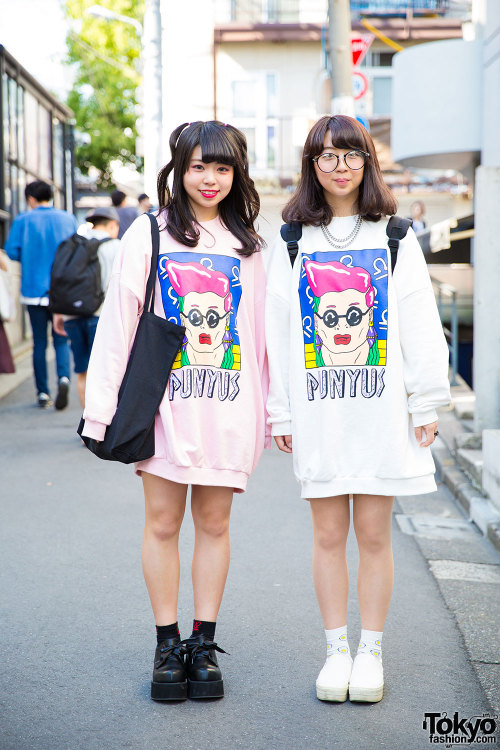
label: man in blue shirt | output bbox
[5,181,77,408]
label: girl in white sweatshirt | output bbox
[265,115,450,703]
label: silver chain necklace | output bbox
[320,215,362,249]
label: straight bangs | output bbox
[157,120,263,256]
[199,123,238,167]
[283,114,397,225]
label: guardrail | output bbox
[431,276,458,386]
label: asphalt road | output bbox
[0,373,494,750]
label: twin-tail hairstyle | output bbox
[157,120,263,256]
[283,115,398,226]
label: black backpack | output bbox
[49,234,111,316]
[280,215,412,272]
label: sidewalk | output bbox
[1,363,498,750]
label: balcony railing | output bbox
[351,0,449,13]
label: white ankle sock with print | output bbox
[325,626,350,657]
[357,629,383,661]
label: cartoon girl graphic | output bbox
[304,259,380,367]
[164,260,235,368]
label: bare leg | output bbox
[77,372,86,410]
[191,485,233,622]
[353,494,394,631]
[309,496,350,629]
[141,473,187,625]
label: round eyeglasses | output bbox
[315,306,370,328]
[312,150,369,173]
[182,308,223,328]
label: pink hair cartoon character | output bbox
[165,260,235,368]
[304,259,379,367]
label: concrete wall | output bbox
[392,39,482,171]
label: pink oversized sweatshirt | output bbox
[82,212,270,492]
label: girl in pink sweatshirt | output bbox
[81,121,269,701]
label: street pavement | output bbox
[1,372,497,750]
[1,196,498,749]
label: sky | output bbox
[0,0,73,99]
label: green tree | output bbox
[65,0,144,188]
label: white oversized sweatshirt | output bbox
[265,216,451,498]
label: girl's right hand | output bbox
[274,435,292,453]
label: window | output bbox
[232,81,257,117]
[372,77,392,116]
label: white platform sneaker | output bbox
[316,652,353,702]
[348,652,384,703]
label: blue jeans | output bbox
[64,316,99,373]
[27,305,70,395]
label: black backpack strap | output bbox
[386,215,412,273]
[280,222,302,267]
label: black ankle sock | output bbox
[156,622,180,644]
[191,619,216,640]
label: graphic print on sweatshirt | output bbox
[298,249,389,369]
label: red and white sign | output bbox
[352,71,368,100]
[351,33,374,67]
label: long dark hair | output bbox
[157,121,263,256]
[283,115,397,225]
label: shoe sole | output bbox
[188,678,224,699]
[349,684,384,703]
[55,382,69,410]
[151,680,188,701]
[316,684,349,702]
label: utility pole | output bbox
[143,0,163,201]
[328,0,355,116]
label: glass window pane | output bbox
[18,86,25,166]
[39,107,52,180]
[53,119,64,189]
[372,77,392,116]
[24,92,39,174]
[240,127,256,165]
[9,77,18,161]
[232,81,257,117]
[2,73,9,159]
[267,125,276,168]
[266,73,278,117]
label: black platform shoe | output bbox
[151,636,187,701]
[183,635,228,699]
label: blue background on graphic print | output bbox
[297,248,389,344]
[157,251,242,347]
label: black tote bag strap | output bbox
[145,213,160,312]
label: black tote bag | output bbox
[77,213,185,463]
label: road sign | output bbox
[352,71,368,100]
[351,34,374,67]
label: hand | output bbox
[274,434,292,453]
[414,421,438,447]
[52,313,67,337]
[0,250,8,272]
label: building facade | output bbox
[161,0,471,181]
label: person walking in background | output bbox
[409,200,427,232]
[4,180,76,408]
[52,207,121,409]
[80,121,269,702]
[0,249,15,374]
[266,115,450,704]
[138,193,153,214]
[110,189,139,239]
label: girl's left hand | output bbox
[414,421,438,447]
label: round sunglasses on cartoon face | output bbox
[181,291,230,361]
[315,289,373,359]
